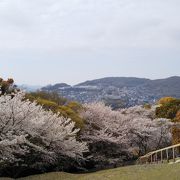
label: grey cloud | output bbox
[0,0,180,52]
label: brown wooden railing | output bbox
[138,143,180,164]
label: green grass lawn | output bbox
[1,163,180,180]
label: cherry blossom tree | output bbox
[0,91,87,177]
[80,102,172,167]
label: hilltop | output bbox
[41,76,180,108]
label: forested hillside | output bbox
[42,76,180,108]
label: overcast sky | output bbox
[0,0,180,85]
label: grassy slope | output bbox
[1,163,180,180]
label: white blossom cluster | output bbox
[81,102,173,155]
[0,92,87,166]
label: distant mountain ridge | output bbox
[41,76,180,108]
[76,77,150,88]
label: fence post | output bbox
[151,154,153,163]
[166,149,169,163]
[161,150,163,163]
[154,154,156,163]
[155,153,158,163]
[172,148,175,162]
